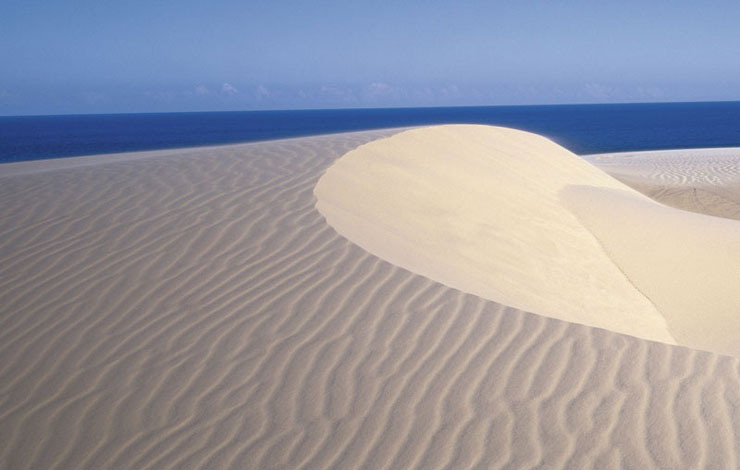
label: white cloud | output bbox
[221,83,238,95]
[367,82,393,94]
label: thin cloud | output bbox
[367,82,393,94]
[583,82,615,101]
[361,82,400,103]
[221,83,238,95]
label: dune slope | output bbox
[562,184,740,356]
[3,128,740,469]
[315,125,740,355]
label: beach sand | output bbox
[2,126,740,469]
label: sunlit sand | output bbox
[3,127,740,469]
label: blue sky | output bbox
[2,0,740,115]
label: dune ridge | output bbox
[316,125,740,355]
[562,184,740,356]
[316,125,674,343]
[3,128,740,468]
[316,125,740,356]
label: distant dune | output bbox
[3,127,740,469]
[585,147,740,221]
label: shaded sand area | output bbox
[2,126,740,469]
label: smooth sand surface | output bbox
[316,125,674,345]
[316,125,740,355]
[3,127,740,469]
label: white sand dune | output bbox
[2,127,740,469]
[562,184,740,356]
[316,125,740,355]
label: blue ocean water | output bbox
[2,102,740,163]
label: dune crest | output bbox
[562,184,740,356]
[315,124,740,354]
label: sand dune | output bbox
[3,127,740,469]
[316,125,740,354]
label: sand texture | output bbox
[585,147,740,221]
[2,126,740,469]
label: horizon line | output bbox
[3,98,740,119]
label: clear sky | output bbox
[2,0,740,115]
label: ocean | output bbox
[2,101,740,163]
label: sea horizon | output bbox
[3,100,740,163]
[6,98,740,118]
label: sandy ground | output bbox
[2,126,740,469]
[584,147,740,221]
[316,125,740,355]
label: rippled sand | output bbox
[2,127,740,469]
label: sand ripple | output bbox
[586,147,740,220]
[2,129,740,468]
